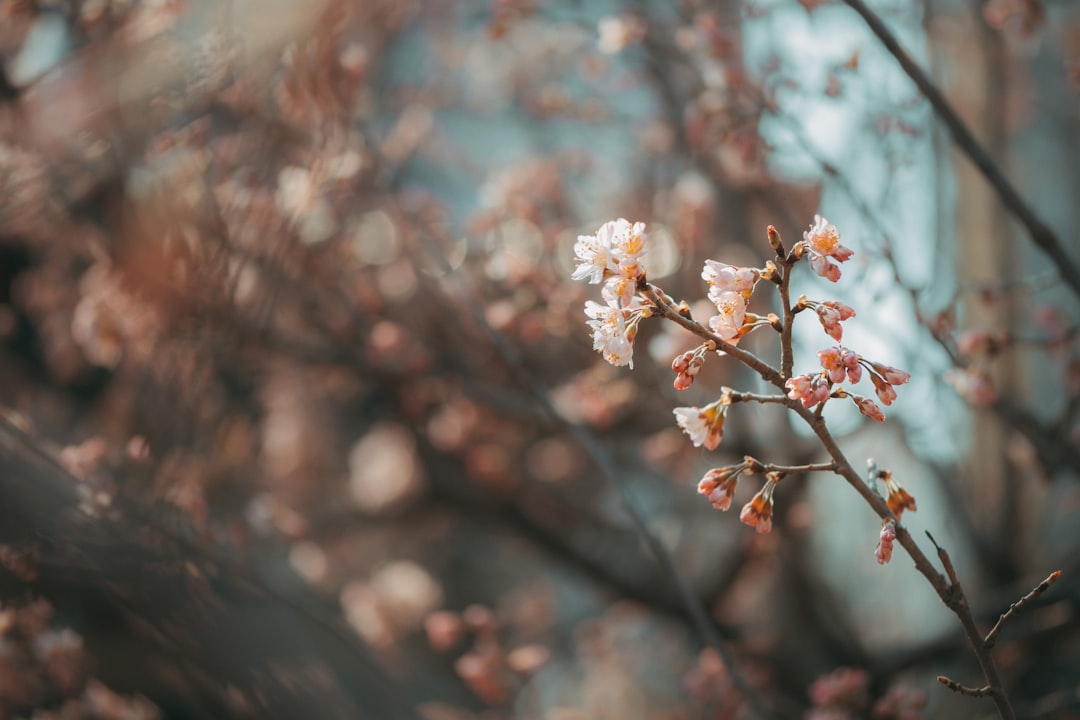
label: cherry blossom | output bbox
[785,372,832,409]
[583,297,651,368]
[701,260,759,300]
[800,214,853,282]
[739,473,780,533]
[572,219,649,307]
[707,291,747,341]
[697,465,743,511]
[673,395,731,450]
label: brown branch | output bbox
[743,457,837,475]
[984,570,1063,648]
[729,391,790,405]
[839,0,1080,300]
[938,676,993,697]
[641,283,785,388]
[924,532,1016,718]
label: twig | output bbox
[985,571,1063,648]
[729,391,790,405]
[924,532,1016,719]
[839,0,1080,300]
[938,676,993,697]
[743,457,837,475]
[641,284,785,388]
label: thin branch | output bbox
[729,391,790,405]
[744,457,837,475]
[839,0,1080,300]
[777,255,796,380]
[924,532,1016,719]
[641,284,785,388]
[938,676,993,697]
[984,570,1063,648]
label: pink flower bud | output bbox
[852,395,885,422]
[870,361,910,386]
[875,521,896,565]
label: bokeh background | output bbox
[0,0,1078,718]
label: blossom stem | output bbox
[642,284,784,388]
[778,258,796,379]
[743,458,837,475]
[728,391,790,405]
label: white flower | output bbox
[707,290,746,341]
[702,260,758,300]
[608,219,647,263]
[584,299,649,368]
[572,232,616,284]
[571,219,648,306]
[673,398,728,450]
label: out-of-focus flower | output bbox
[799,214,853,282]
[739,473,780,533]
[808,666,870,714]
[673,393,731,450]
[944,367,997,406]
[597,15,645,55]
[785,372,831,409]
[880,471,916,520]
[875,520,896,565]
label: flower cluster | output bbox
[806,347,911,419]
[573,219,653,367]
[671,342,714,390]
[785,348,909,419]
[701,259,773,343]
[584,297,651,368]
[572,214,913,551]
[572,218,648,306]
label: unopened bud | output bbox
[767,225,785,256]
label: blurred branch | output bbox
[0,416,424,720]
[839,0,1080,300]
